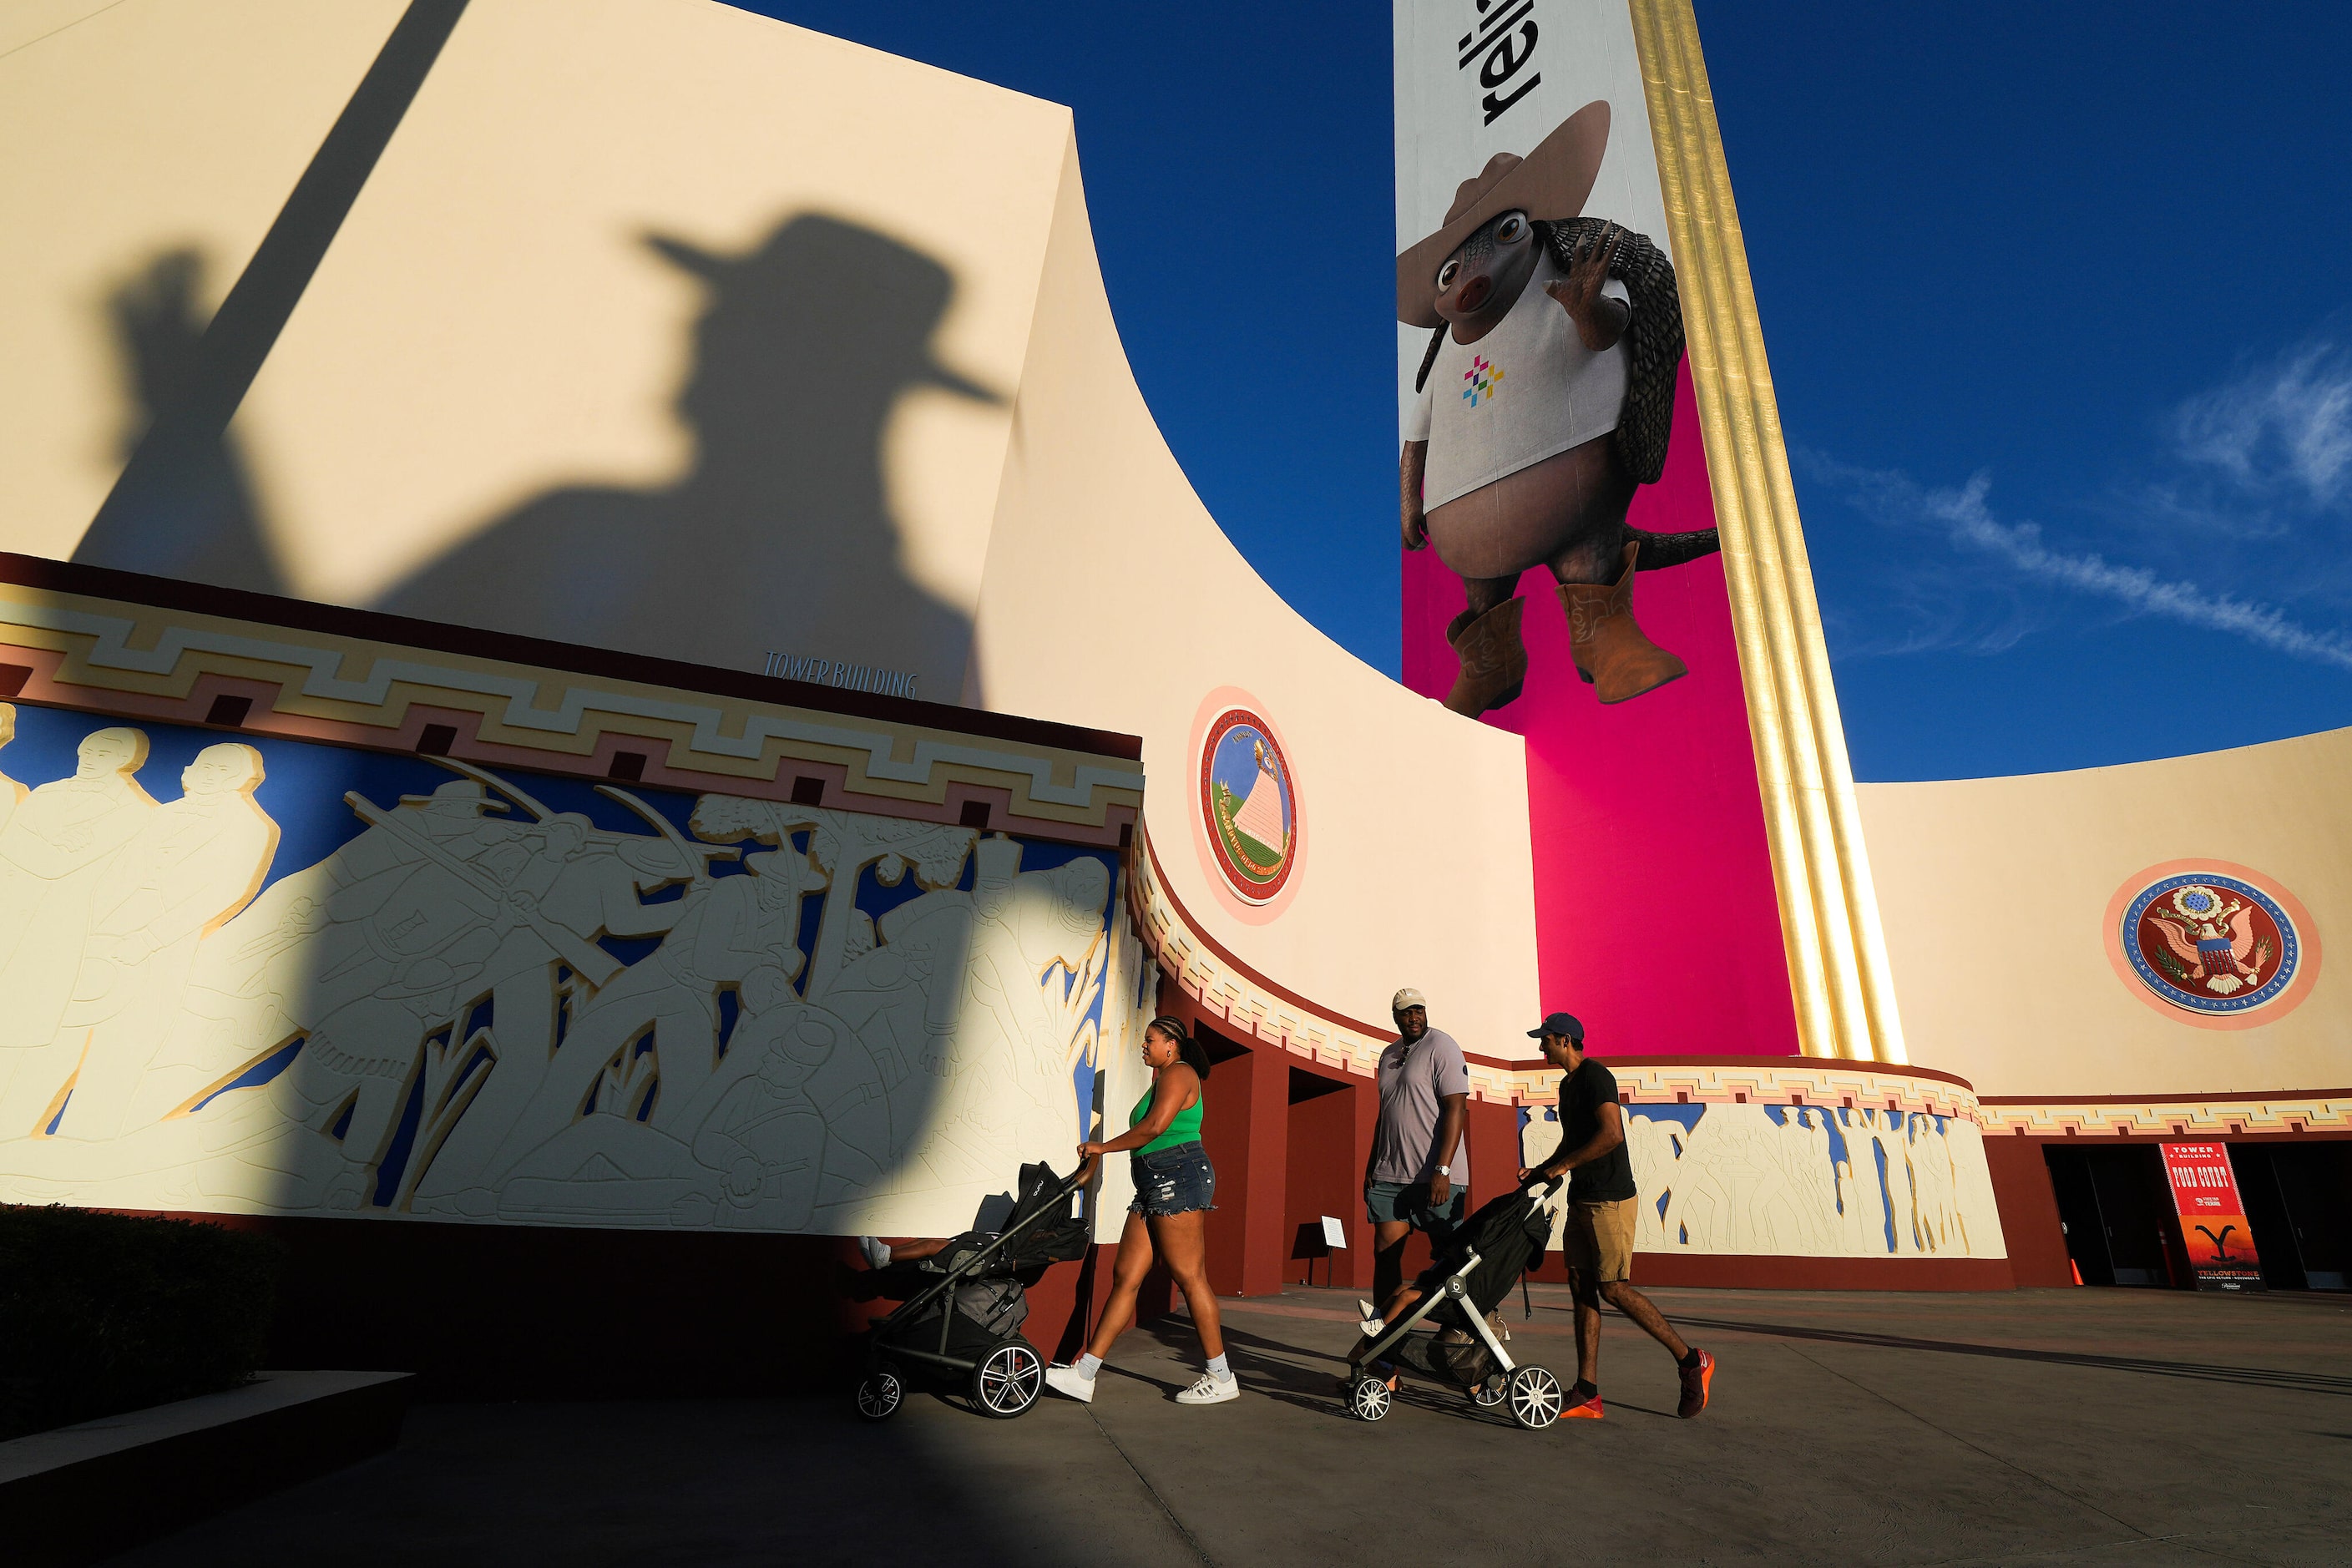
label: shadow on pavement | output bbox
[99,1396,1205,1568]
[1670,1315,2352,1397]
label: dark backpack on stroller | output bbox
[1413,1185,1557,1385]
[928,1161,1090,1284]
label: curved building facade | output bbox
[0,0,2339,1384]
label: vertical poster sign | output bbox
[1392,0,1798,1056]
[2159,1143,2264,1292]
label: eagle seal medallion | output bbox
[2122,872,2302,1016]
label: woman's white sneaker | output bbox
[1176,1372,1239,1405]
[1042,1365,1096,1404]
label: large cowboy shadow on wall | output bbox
[78,216,999,697]
[376,215,999,689]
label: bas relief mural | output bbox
[1520,1098,2001,1259]
[0,705,1125,1237]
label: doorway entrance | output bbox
[2044,1145,2188,1287]
[2231,1141,2352,1292]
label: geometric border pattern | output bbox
[0,569,1144,847]
[1128,828,1999,1116]
[1977,1093,2352,1138]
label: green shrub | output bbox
[0,1206,285,1441]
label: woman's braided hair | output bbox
[1146,1015,1211,1080]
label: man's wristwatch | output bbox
[1436,1165,1451,1178]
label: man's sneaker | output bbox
[1176,1372,1239,1405]
[1335,1359,1399,1395]
[1677,1348,1715,1418]
[1562,1388,1605,1420]
[1042,1365,1096,1404]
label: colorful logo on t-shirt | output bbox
[2121,872,2302,1016]
[1199,708,1297,903]
[1460,354,1504,407]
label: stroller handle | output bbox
[1520,1174,1565,1199]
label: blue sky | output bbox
[741,3,2352,782]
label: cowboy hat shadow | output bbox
[376,213,1000,687]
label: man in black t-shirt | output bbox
[1517,1012,1714,1420]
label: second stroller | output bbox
[1343,1176,1567,1429]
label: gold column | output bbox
[1626,0,1908,1065]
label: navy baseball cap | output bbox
[1528,1012,1584,1043]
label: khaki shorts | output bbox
[1563,1196,1636,1284]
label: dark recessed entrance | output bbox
[2231,1142,2352,1292]
[2044,1145,2187,1287]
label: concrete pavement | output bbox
[104,1283,2352,1565]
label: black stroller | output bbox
[854,1161,1090,1421]
[1343,1176,1568,1429]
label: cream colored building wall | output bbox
[0,0,1541,1057]
[0,0,407,561]
[969,139,1541,1054]
[1859,728,2352,1100]
[222,0,1067,695]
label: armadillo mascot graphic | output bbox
[1399,102,1718,718]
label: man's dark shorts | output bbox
[1365,1179,1466,1232]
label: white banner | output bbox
[1393,0,1672,430]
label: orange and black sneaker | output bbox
[1677,1348,1715,1418]
[1561,1384,1604,1420]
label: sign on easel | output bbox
[1322,1216,1348,1250]
[2160,1143,2265,1292]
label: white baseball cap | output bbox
[1392,987,1428,1013]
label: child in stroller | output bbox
[1340,1176,1570,1429]
[852,1161,1091,1421]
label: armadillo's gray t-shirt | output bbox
[1369,1028,1473,1187]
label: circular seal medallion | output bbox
[2119,871,2304,1017]
[1198,708,1297,903]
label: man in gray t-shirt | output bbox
[1363,986,1473,1311]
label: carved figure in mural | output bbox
[407,801,706,1200]
[33,744,279,1141]
[124,779,526,1139]
[485,840,819,1177]
[0,744,1120,1243]
[678,965,893,1225]
[269,953,488,1207]
[0,729,158,1115]
[706,964,888,1212]
[825,837,1107,1193]
[1397,104,1717,717]
[0,704,27,828]
[1670,1107,1810,1254]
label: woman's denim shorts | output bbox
[1129,1141,1216,1218]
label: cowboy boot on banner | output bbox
[1556,540,1686,704]
[1444,596,1528,717]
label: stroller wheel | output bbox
[971,1338,1044,1419]
[1348,1376,1393,1422]
[1507,1365,1564,1430]
[855,1366,905,1421]
[1470,1372,1508,1408]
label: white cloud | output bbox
[2173,343,2352,506]
[1808,454,2352,672]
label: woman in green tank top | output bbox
[1041,1016,1238,1407]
